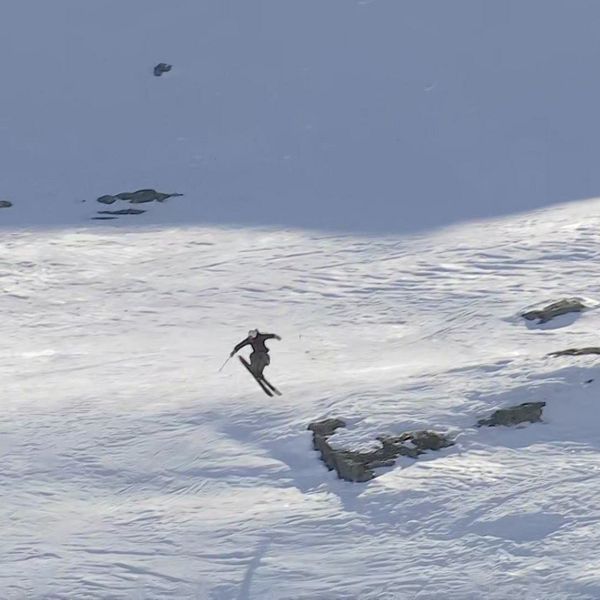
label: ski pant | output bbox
[250,351,270,377]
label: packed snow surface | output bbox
[4,200,600,598]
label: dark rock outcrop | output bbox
[154,63,172,76]
[377,430,455,458]
[116,189,182,204]
[548,347,600,357]
[96,189,183,206]
[308,418,346,438]
[0,200,13,208]
[521,298,587,324]
[97,208,146,216]
[97,195,118,205]
[477,401,545,427]
[308,419,454,482]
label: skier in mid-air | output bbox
[229,329,282,395]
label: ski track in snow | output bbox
[3,200,600,598]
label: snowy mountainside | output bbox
[3,199,600,598]
[4,1,600,598]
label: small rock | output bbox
[97,195,118,205]
[115,189,183,204]
[548,347,600,357]
[0,200,13,208]
[521,298,587,324]
[307,418,346,438]
[97,209,146,216]
[378,430,454,458]
[477,401,545,427]
[154,63,172,77]
[91,216,118,220]
[95,189,183,206]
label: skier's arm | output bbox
[230,337,250,357]
[263,333,282,341]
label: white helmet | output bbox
[248,329,259,338]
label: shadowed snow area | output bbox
[2,0,600,232]
[3,200,600,598]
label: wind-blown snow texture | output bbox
[4,2,600,599]
[4,204,600,599]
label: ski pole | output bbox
[218,355,232,372]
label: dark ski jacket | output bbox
[232,332,280,355]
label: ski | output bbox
[239,357,273,397]
[260,376,282,396]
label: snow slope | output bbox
[4,1,600,599]
[4,200,600,599]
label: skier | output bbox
[230,329,281,379]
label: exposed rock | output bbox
[96,189,183,206]
[308,418,453,483]
[0,200,13,208]
[307,418,346,438]
[521,298,587,324]
[154,63,172,76]
[548,347,600,357]
[91,216,118,220]
[377,430,455,458]
[115,189,183,204]
[477,401,545,428]
[97,195,118,205]
[97,209,146,216]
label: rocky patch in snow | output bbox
[477,401,545,428]
[96,189,182,205]
[0,200,13,208]
[97,209,146,216]
[521,298,588,324]
[93,189,182,220]
[153,63,172,77]
[97,195,118,205]
[117,190,182,203]
[548,347,600,357]
[308,419,453,482]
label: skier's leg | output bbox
[250,352,269,378]
[247,354,280,395]
[259,353,270,378]
[249,351,260,377]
